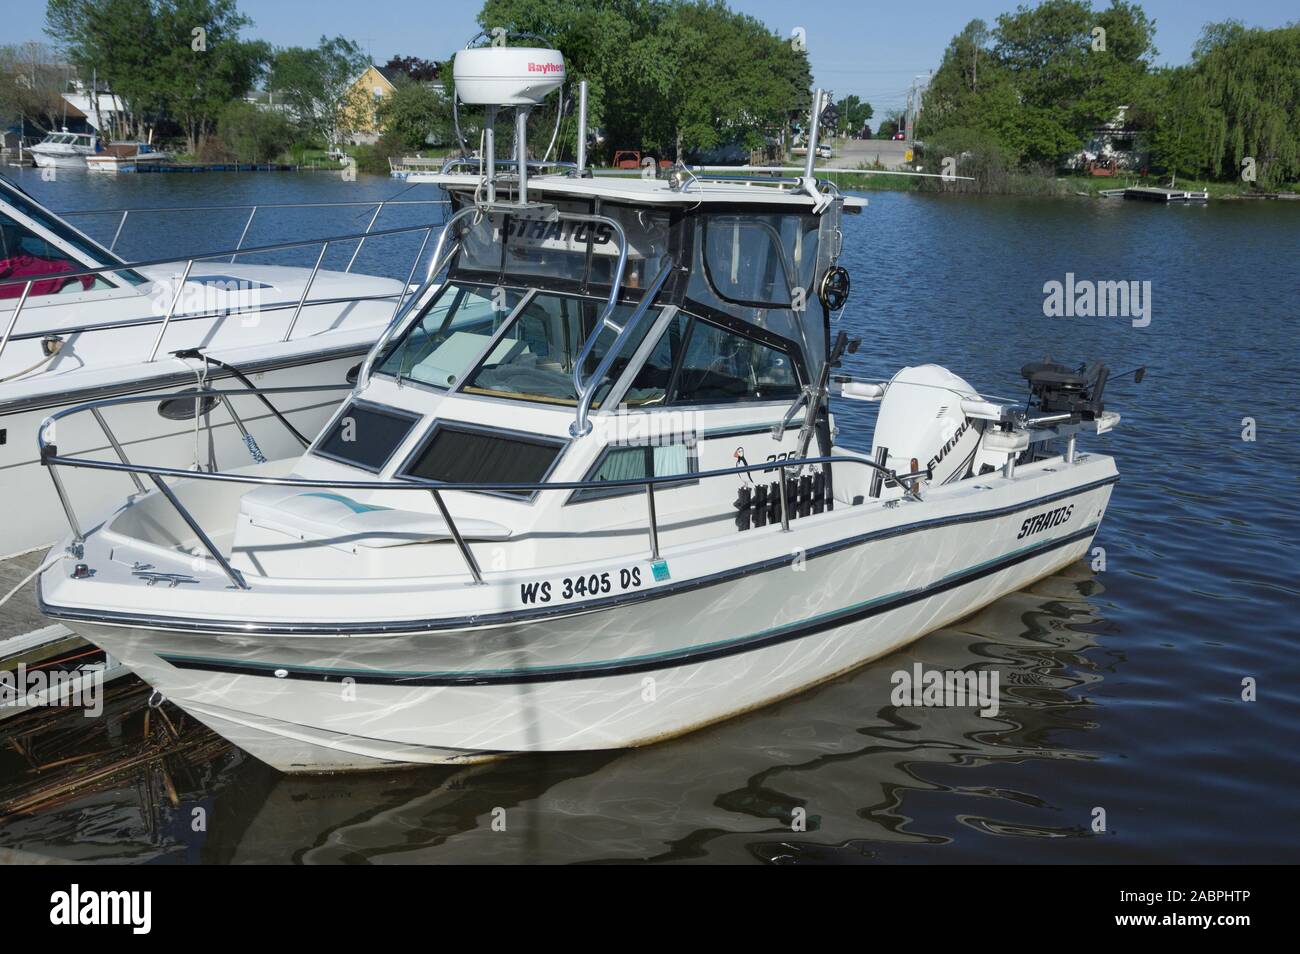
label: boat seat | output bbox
[239,488,511,549]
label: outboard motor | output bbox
[870,365,1000,488]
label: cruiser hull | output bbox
[47,469,1114,773]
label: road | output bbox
[819,137,913,170]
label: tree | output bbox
[217,99,294,162]
[0,43,69,132]
[918,1,1156,167]
[152,0,269,155]
[47,0,169,137]
[384,55,441,82]
[269,36,369,149]
[46,0,267,149]
[476,0,811,162]
[1192,21,1300,186]
[836,95,873,137]
[376,74,451,149]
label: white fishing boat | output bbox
[1,177,447,560]
[28,130,99,169]
[36,45,1122,773]
[83,142,171,174]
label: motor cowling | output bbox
[871,365,989,487]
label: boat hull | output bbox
[47,467,1115,773]
[29,151,92,169]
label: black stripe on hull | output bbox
[159,523,1099,687]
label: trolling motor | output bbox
[1020,359,1109,423]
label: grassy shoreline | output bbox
[815,167,1300,198]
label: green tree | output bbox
[376,74,452,150]
[836,95,873,137]
[919,1,1155,167]
[476,0,811,162]
[269,36,369,149]
[1192,21,1300,186]
[217,98,294,162]
[46,0,266,150]
[155,0,268,155]
[47,0,169,137]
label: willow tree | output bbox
[1192,21,1300,187]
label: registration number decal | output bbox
[520,566,644,605]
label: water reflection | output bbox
[0,563,1112,864]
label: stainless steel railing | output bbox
[570,255,673,437]
[38,384,930,591]
[0,220,447,369]
[58,198,450,260]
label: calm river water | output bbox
[1,167,1298,863]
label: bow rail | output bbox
[38,384,931,590]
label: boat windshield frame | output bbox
[0,179,146,288]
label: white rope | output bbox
[0,553,61,610]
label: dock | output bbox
[1122,186,1209,202]
[130,162,304,174]
[1,550,129,720]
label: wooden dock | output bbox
[1122,186,1209,202]
[1,549,129,720]
[132,162,303,174]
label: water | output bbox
[2,169,1298,863]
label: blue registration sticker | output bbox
[651,560,670,582]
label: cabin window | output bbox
[586,205,672,291]
[702,214,819,308]
[670,317,799,405]
[570,441,697,502]
[402,424,564,500]
[375,282,524,388]
[0,183,144,290]
[312,401,422,473]
[618,311,690,407]
[459,292,659,407]
[1,208,113,298]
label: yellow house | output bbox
[339,65,399,145]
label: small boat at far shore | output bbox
[28,130,99,169]
[84,142,171,174]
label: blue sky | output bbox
[11,1,1297,114]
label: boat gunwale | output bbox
[37,470,1118,637]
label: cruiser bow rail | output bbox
[0,218,453,368]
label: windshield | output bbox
[451,199,672,291]
[374,281,524,389]
[0,181,145,289]
[459,292,656,407]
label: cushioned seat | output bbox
[239,489,511,549]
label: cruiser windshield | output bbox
[374,281,524,389]
[459,293,657,407]
[0,181,145,291]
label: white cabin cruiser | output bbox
[1,176,444,560]
[36,50,1121,773]
[29,130,99,169]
